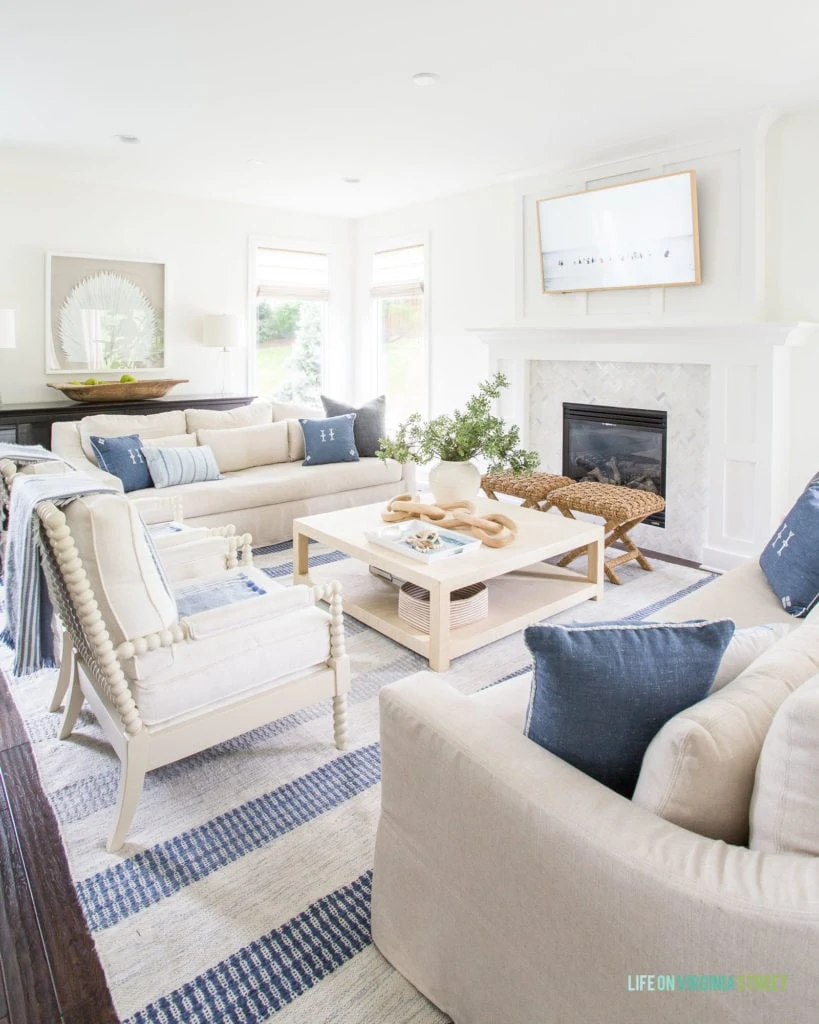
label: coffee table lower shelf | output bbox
[304,557,600,670]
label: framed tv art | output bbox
[536,170,701,294]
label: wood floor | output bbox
[0,670,117,1024]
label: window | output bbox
[371,244,426,430]
[254,247,330,403]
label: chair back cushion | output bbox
[750,673,819,855]
[196,421,289,472]
[185,402,272,433]
[79,410,186,463]
[632,623,819,844]
[63,493,177,647]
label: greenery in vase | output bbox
[376,372,540,474]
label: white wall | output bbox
[0,172,353,405]
[766,111,819,496]
[354,184,515,414]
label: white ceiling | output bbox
[2,0,819,218]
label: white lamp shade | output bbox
[203,314,243,350]
[0,310,15,350]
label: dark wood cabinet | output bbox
[0,394,256,449]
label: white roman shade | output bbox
[370,245,425,298]
[256,248,330,300]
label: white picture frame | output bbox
[46,252,166,374]
[536,170,701,294]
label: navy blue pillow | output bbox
[300,413,359,466]
[89,434,152,492]
[523,620,735,798]
[759,482,819,617]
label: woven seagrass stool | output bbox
[548,481,666,585]
[481,471,574,512]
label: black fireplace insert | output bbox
[562,403,667,528]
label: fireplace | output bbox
[562,403,668,527]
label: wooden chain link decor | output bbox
[382,494,518,548]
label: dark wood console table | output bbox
[0,394,256,449]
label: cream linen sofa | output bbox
[51,402,414,546]
[371,561,819,1024]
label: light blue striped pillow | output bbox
[143,444,221,489]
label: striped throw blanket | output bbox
[0,473,121,676]
[0,442,69,466]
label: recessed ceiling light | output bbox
[342,177,361,184]
[115,134,140,144]
[411,72,440,87]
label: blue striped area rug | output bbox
[0,540,715,1023]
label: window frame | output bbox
[247,236,338,401]
[367,234,430,420]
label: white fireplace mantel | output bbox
[468,322,819,569]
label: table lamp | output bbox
[202,314,243,395]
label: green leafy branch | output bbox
[377,372,539,475]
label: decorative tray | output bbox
[365,522,482,562]
[47,379,189,404]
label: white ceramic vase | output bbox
[429,459,482,504]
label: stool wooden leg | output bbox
[482,485,498,500]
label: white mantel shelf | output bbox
[468,321,819,570]
[469,322,819,351]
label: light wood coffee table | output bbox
[293,499,604,671]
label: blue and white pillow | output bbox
[89,434,152,492]
[759,481,819,617]
[300,413,359,466]
[523,619,735,797]
[144,444,221,489]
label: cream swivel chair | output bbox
[36,491,350,852]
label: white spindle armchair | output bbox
[36,491,350,852]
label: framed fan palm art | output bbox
[46,253,166,373]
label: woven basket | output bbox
[398,581,488,634]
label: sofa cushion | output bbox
[270,403,324,460]
[711,623,792,692]
[652,557,797,628]
[63,493,177,648]
[750,673,819,855]
[80,409,186,462]
[470,674,531,731]
[301,414,359,466]
[197,421,289,473]
[142,433,197,449]
[89,434,152,493]
[144,445,221,489]
[759,481,819,617]
[523,620,734,798]
[321,395,386,458]
[632,623,819,844]
[124,457,404,519]
[184,402,272,433]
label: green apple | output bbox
[83,378,98,385]
[120,374,137,383]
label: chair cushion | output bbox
[63,493,177,648]
[301,414,359,466]
[750,673,819,855]
[129,604,332,727]
[470,674,531,731]
[197,421,289,473]
[144,445,221,489]
[89,434,152,493]
[184,402,272,433]
[79,410,186,463]
[523,620,734,797]
[759,480,819,616]
[321,395,385,457]
[632,623,819,844]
